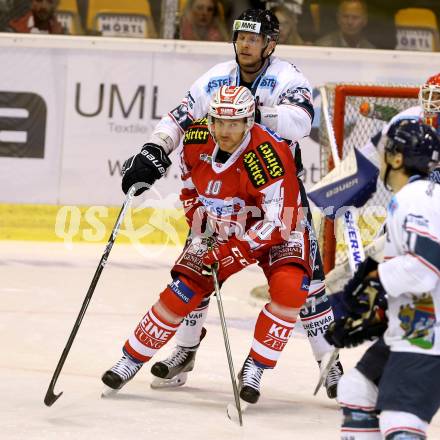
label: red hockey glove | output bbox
[202,238,256,281]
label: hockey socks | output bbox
[250,304,296,368]
[124,308,179,363]
[299,280,335,361]
[175,296,210,348]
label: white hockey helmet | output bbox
[208,85,255,137]
[419,73,440,114]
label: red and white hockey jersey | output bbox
[179,118,313,274]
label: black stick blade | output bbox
[44,389,63,407]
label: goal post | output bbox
[318,84,419,274]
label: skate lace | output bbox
[242,358,264,390]
[325,362,342,387]
[162,346,191,368]
[110,355,142,381]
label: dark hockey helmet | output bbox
[384,118,440,175]
[232,9,280,43]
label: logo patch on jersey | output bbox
[257,143,285,178]
[243,151,268,188]
[199,153,212,164]
[259,76,278,93]
[168,278,195,304]
[183,126,210,145]
[206,76,231,94]
[399,293,436,349]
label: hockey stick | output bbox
[44,185,138,407]
[211,265,244,426]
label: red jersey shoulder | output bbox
[182,117,214,168]
[242,124,296,189]
[183,117,210,146]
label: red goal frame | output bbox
[322,84,419,274]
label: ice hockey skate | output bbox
[319,358,344,399]
[238,356,266,404]
[150,328,206,389]
[101,354,144,397]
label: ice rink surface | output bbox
[1,241,439,440]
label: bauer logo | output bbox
[243,151,268,188]
[0,91,47,158]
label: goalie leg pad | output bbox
[249,304,296,368]
[380,411,427,439]
[175,296,210,348]
[338,368,380,438]
[124,308,179,363]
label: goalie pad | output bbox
[308,148,379,218]
[326,234,386,294]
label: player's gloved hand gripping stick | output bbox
[44,185,139,406]
[308,87,379,396]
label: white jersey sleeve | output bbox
[150,57,314,154]
[256,58,313,142]
[151,61,235,154]
[378,178,440,354]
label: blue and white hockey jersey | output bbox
[378,176,440,355]
[151,57,314,153]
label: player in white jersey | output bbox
[325,118,440,439]
[326,73,440,295]
[118,8,343,398]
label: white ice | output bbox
[1,241,439,440]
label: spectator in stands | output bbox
[7,0,63,34]
[270,3,305,45]
[316,0,375,48]
[179,0,228,42]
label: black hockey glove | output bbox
[325,274,388,349]
[324,314,387,349]
[121,143,171,195]
[328,257,380,320]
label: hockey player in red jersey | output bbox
[102,86,315,404]
[123,8,343,398]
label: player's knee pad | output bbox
[159,275,208,318]
[338,368,378,409]
[380,411,427,439]
[268,264,309,309]
[299,279,332,320]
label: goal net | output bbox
[318,84,419,274]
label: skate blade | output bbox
[101,385,119,398]
[226,400,249,425]
[150,372,188,389]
